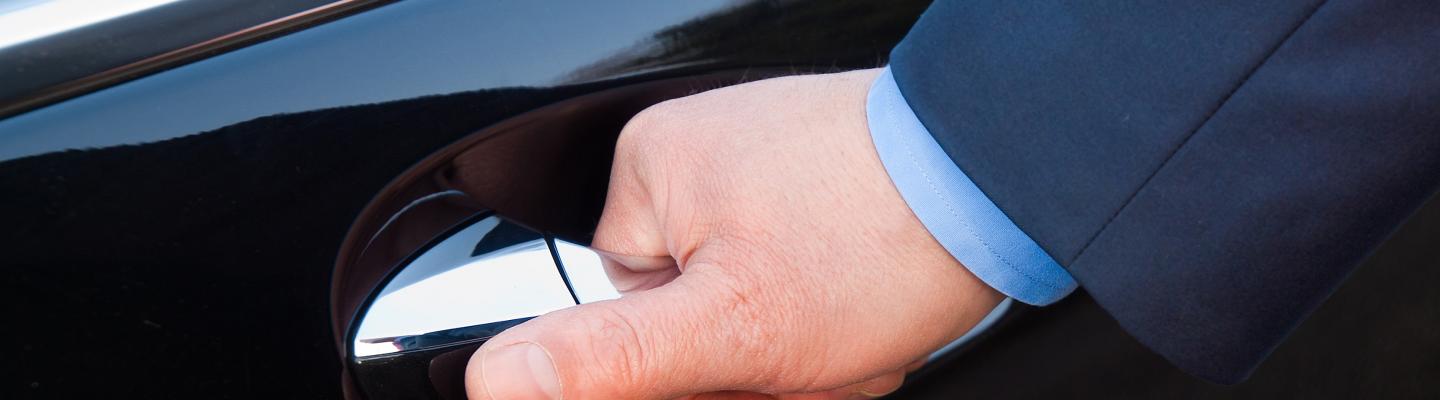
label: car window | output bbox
[0,0,372,118]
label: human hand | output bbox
[466,68,1002,400]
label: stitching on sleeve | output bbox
[1068,0,1331,265]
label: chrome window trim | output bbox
[0,0,391,119]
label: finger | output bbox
[905,358,927,373]
[800,370,905,400]
[596,252,680,294]
[588,122,685,294]
[686,391,779,400]
[848,370,906,399]
[595,251,677,273]
[466,266,781,400]
[680,368,910,400]
[590,115,671,260]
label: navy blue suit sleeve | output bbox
[890,0,1440,383]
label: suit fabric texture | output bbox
[890,0,1440,383]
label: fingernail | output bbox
[482,343,560,400]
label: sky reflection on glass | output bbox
[0,0,732,161]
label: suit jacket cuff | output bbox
[866,67,1076,306]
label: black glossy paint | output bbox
[7,0,1437,398]
[330,70,800,399]
[2,1,931,397]
[0,0,929,161]
[0,0,342,115]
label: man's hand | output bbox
[466,68,1002,400]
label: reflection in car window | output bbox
[0,0,184,49]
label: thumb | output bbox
[465,266,772,400]
[466,118,762,399]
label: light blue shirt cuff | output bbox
[866,67,1077,306]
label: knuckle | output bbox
[615,99,694,172]
[618,100,683,147]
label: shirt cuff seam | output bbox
[886,98,1067,295]
[867,66,1077,306]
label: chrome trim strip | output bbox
[0,0,391,119]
